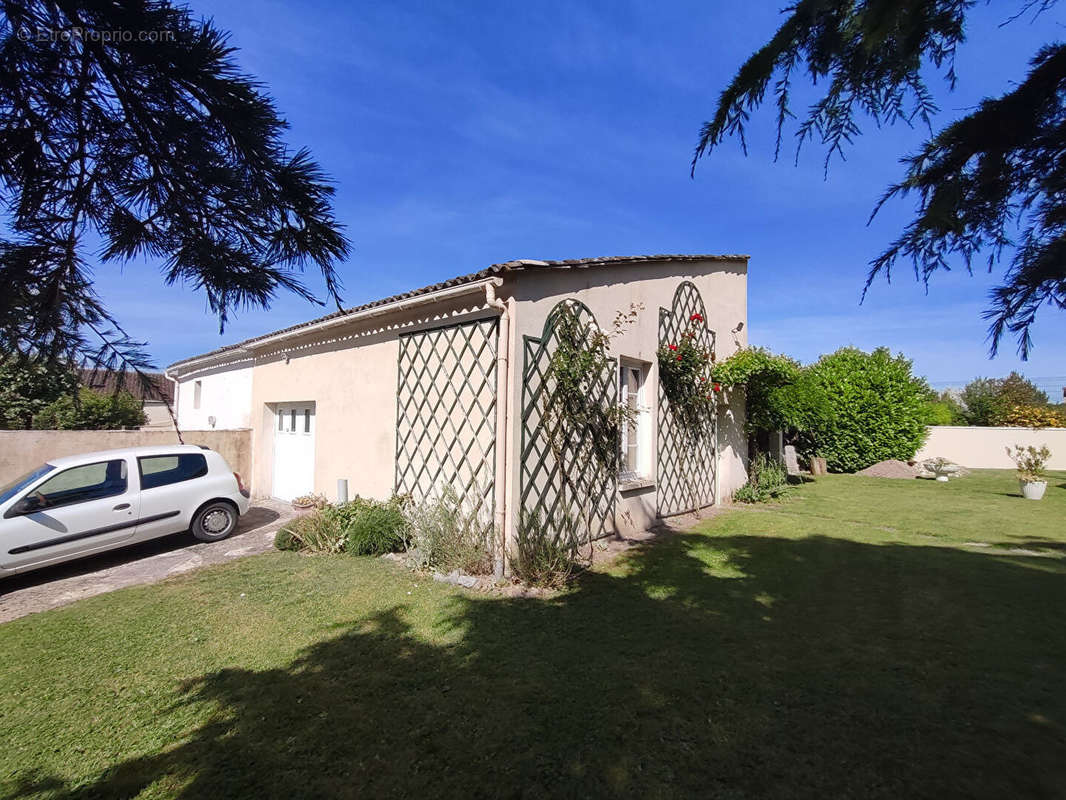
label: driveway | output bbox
[0,500,295,623]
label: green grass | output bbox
[2,470,1065,799]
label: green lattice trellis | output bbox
[395,317,499,516]
[520,300,618,542]
[657,282,717,516]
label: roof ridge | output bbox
[167,253,748,370]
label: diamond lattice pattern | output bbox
[657,282,717,516]
[520,300,617,542]
[395,318,498,516]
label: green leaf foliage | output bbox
[712,348,834,458]
[711,347,801,432]
[657,313,717,442]
[0,356,78,429]
[805,347,930,472]
[959,372,1051,426]
[31,387,146,430]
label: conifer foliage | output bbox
[0,1,350,381]
[693,1,1064,357]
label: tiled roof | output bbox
[80,369,175,403]
[166,254,747,370]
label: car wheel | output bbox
[191,502,237,542]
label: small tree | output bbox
[805,347,930,472]
[960,372,1051,426]
[922,390,966,426]
[0,357,78,429]
[32,388,146,430]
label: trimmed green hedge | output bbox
[806,347,929,472]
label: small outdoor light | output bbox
[208,415,216,428]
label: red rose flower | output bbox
[713,383,722,392]
[690,313,703,322]
[667,344,677,351]
[677,354,682,361]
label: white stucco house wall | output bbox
[166,254,750,557]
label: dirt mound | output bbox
[857,460,920,479]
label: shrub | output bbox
[923,391,966,426]
[333,497,409,555]
[0,356,78,429]
[32,387,146,430]
[1007,444,1052,482]
[274,496,410,556]
[732,452,790,504]
[406,486,492,574]
[274,510,346,554]
[274,526,300,551]
[959,372,1050,426]
[513,510,581,587]
[999,405,1066,429]
[804,347,929,472]
[712,347,833,461]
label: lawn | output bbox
[2,470,1064,799]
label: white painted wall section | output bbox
[174,363,253,430]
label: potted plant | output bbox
[1006,445,1052,500]
[291,492,328,513]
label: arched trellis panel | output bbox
[520,299,618,543]
[657,281,717,516]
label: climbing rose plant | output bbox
[657,313,718,442]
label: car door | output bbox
[133,452,210,539]
[0,458,139,571]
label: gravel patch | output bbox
[857,460,921,479]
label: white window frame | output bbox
[619,359,653,484]
[193,380,202,410]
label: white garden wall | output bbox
[915,426,1066,470]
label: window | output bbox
[619,362,651,481]
[193,380,202,410]
[0,464,54,505]
[290,409,296,431]
[32,460,128,510]
[304,409,311,433]
[138,454,208,490]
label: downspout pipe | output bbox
[485,282,510,578]
[163,370,185,445]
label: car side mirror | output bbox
[10,496,42,516]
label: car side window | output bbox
[138,454,209,490]
[32,460,128,510]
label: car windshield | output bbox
[0,464,55,505]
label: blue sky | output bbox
[97,0,1065,385]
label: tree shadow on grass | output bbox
[15,534,1066,799]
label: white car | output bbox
[0,445,250,577]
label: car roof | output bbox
[46,444,212,469]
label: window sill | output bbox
[618,476,655,493]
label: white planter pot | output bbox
[1020,480,1047,500]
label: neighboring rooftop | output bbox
[80,369,174,403]
[167,253,748,370]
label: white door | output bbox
[273,403,316,501]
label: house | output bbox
[80,369,175,429]
[166,254,749,547]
